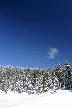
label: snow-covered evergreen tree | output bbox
[51,67,59,91]
[63,60,72,90]
[42,67,51,92]
[55,63,64,88]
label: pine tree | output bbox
[55,63,64,88]
[51,67,59,91]
[63,60,72,90]
[34,68,43,94]
[42,67,51,92]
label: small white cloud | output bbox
[45,48,59,59]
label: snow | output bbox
[67,64,70,67]
[0,90,72,108]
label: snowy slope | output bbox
[0,90,72,108]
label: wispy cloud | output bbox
[45,48,59,59]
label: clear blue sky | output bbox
[0,0,72,68]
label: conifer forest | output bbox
[0,60,72,94]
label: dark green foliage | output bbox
[42,72,50,92]
[55,63,64,88]
[63,60,72,90]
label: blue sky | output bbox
[0,0,72,69]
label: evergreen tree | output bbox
[63,60,72,90]
[42,67,51,92]
[55,63,64,88]
[51,67,59,91]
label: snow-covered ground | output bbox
[0,90,72,108]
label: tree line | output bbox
[0,60,72,94]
